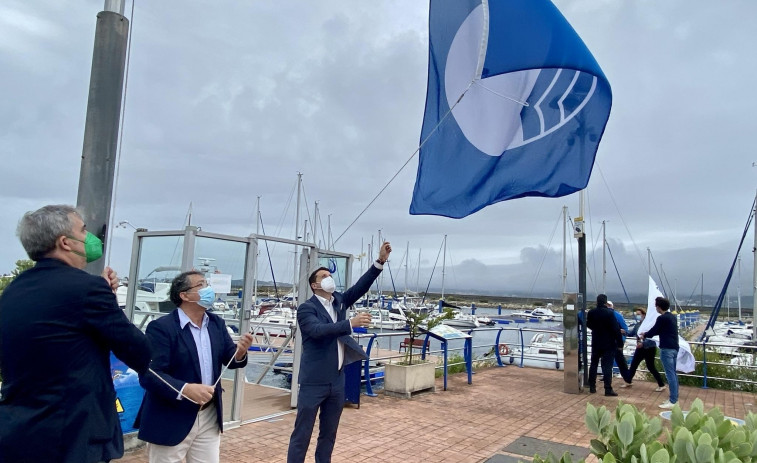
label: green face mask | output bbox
[67,232,104,263]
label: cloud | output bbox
[1,0,755,303]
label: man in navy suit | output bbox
[586,294,624,396]
[0,204,151,463]
[287,241,392,463]
[135,271,253,463]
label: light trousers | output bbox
[148,404,221,463]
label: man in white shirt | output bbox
[287,242,391,463]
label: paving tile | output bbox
[120,366,752,463]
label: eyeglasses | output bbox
[185,281,208,291]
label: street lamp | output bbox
[117,220,146,232]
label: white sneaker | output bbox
[659,400,675,409]
[619,383,632,388]
[655,385,667,392]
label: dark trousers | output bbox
[287,372,345,463]
[625,347,664,386]
[613,347,630,380]
[589,348,617,392]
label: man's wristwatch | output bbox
[376,258,386,265]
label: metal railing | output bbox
[352,325,564,395]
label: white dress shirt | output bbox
[315,293,346,370]
[177,309,213,399]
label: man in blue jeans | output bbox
[641,296,679,409]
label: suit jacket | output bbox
[135,308,247,446]
[0,258,151,463]
[586,304,622,352]
[296,265,380,385]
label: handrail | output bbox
[349,322,756,398]
[362,333,379,397]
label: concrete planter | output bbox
[384,361,436,398]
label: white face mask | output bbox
[319,276,336,294]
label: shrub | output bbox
[677,348,757,393]
[530,399,757,463]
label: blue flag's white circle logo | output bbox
[445,4,597,157]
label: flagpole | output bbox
[752,188,757,340]
[577,191,588,387]
[562,206,567,295]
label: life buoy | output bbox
[498,343,510,356]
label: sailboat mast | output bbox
[441,234,447,300]
[293,172,302,295]
[405,241,409,297]
[253,196,260,309]
[753,187,757,340]
[737,255,742,320]
[416,248,421,293]
[313,201,319,248]
[327,214,332,250]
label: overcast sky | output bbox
[2,0,756,304]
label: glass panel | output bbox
[121,235,184,330]
[317,254,349,292]
[192,236,248,424]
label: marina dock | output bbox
[120,365,754,462]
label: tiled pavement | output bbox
[120,366,755,462]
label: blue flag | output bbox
[410,0,612,218]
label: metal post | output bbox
[562,206,567,295]
[602,220,606,294]
[77,3,129,275]
[104,0,125,14]
[577,191,588,389]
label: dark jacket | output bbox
[586,304,623,351]
[627,321,657,350]
[644,311,679,350]
[296,265,380,385]
[0,258,150,463]
[135,308,247,446]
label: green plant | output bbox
[678,348,757,393]
[530,399,757,463]
[0,259,34,295]
[403,307,454,365]
[585,401,665,462]
[664,398,757,462]
[434,353,468,377]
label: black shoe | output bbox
[589,387,596,393]
[605,390,618,397]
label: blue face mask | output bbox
[197,286,215,309]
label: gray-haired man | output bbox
[0,205,151,463]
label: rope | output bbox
[106,0,136,267]
[606,242,630,304]
[420,236,445,305]
[700,197,756,340]
[595,162,652,281]
[526,207,563,300]
[332,82,474,246]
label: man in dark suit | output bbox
[0,204,151,463]
[586,294,623,396]
[287,241,392,463]
[136,271,253,463]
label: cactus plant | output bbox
[528,400,757,463]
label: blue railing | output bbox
[352,325,562,394]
